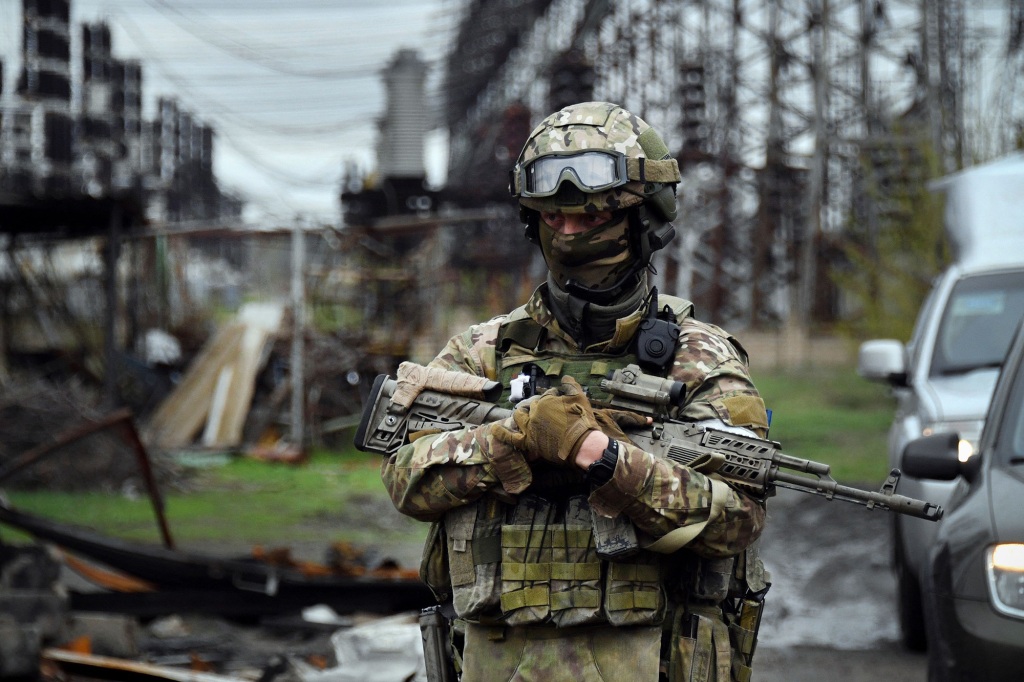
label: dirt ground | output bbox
[753,486,928,681]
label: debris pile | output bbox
[143,301,394,455]
[0,539,427,682]
[0,299,397,494]
[0,377,150,492]
[0,302,434,682]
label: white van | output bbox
[857,153,1024,651]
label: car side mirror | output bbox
[857,339,909,388]
[901,433,963,481]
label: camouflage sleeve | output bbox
[587,443,766,558]
[584,318,769,557]
[380,319,532,522]
[426,317,504,379]
[670,319,769,438]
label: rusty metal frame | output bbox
[0,407,174,548]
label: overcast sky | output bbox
[0,0,455,225]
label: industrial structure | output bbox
[1,0,1022,438]
[0,0,242,402]
[0,0,236,227]
[370,0,1024,332]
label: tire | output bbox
[922,551,957,682]
[894,528,928,652]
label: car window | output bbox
[930,271,1024,377]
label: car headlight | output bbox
[987,544,1024,619]
[922,419,983,462]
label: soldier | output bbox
[380,101,771,682]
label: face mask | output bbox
[538,215,635,290]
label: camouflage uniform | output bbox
[381,100,769,681]
[381,286,770,682]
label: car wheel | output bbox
[922,552,958,682]
[895,529,928,651]
[923,591,946,681]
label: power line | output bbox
[112,12,384,138]
[142,0,441,79]
[86,1,455,222]
[114,11,355,191]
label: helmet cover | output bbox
[512,101,680,215]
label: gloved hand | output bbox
[593,408,650,441]
[492,376,601,465]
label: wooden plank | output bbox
[144,323,246,449]
[204,304,284,448]
[144,303,284,450]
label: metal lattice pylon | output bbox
[441,0,1020,327]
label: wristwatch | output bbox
[585,438,619,487]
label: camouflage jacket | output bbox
[380,284,769,559]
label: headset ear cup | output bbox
[647,184,678,223]
[630,202,676,269]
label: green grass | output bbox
[3,364,896,548]
[753,364,896,482]
[4,449,425,550]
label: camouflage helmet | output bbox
[510,101,680,219]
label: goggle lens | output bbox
[522,152,626,197]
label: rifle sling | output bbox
[642,478,731,554]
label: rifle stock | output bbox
[356,365,943,522]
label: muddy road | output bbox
[753,486,927,681]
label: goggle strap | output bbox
[625,157,680,184]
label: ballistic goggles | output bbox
[510,150,681,199]
[514,151,628,198]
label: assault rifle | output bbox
[355,362,943,522]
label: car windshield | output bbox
[930,271,1024,377]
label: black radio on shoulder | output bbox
[635,288,681,375]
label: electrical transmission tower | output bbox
[441,0,1020,328]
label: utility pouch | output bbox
[498,495,605,627]
[497,491,552,622]
[726,597,765,682]
[668,605,732,682]
[499,496,554,625]
[548,495,603,627]
[693,557,735,602]
[592,512,639,559]
[446,499,504,619]
[419,519,451,603]
[603,553,666,626]
[723,544,770,681]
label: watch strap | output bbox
[585,438,619,487]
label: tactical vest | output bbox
[421,296,769,681]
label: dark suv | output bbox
[901,317,1024,680]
